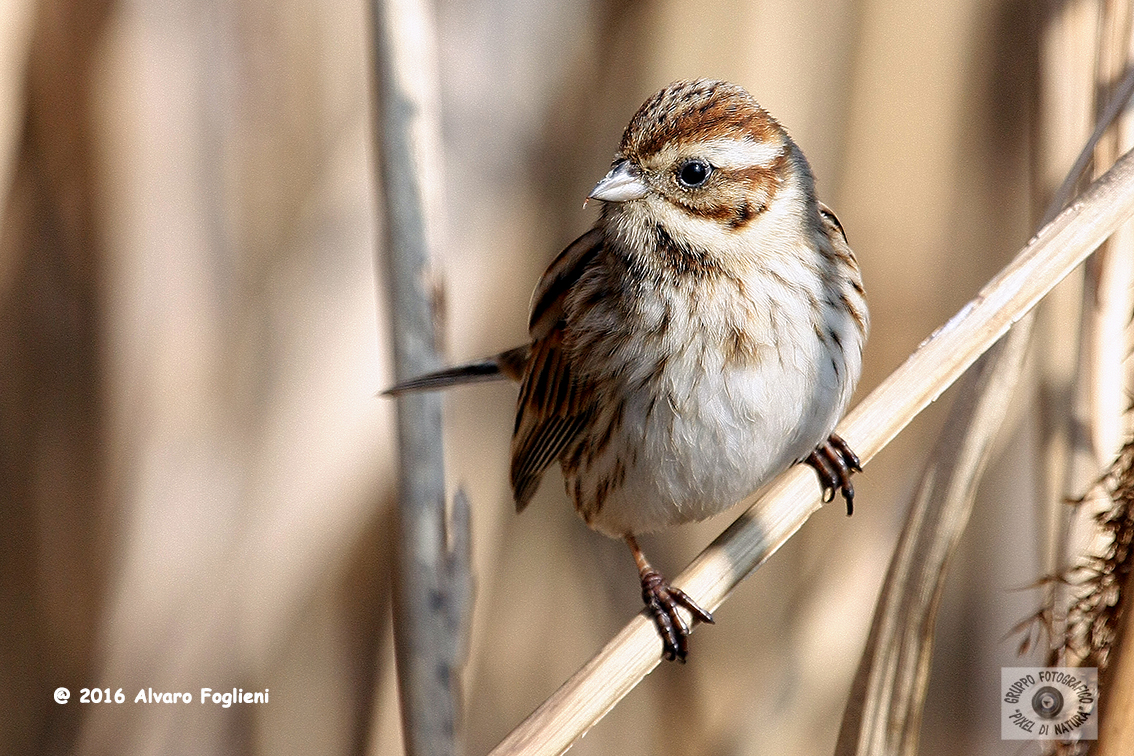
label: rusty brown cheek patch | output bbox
[679,150,785,228]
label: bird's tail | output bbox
[383,345,530,395]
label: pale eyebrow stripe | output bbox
[697,138,784,170]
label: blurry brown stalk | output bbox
[370,0,472,754]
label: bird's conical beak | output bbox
[588,159,648,203]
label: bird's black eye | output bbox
[677,159,712,188]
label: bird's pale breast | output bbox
[561,244,859,537]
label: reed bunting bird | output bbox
[387,79,868,662]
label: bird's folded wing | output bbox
[510,228,604,510]
[528,227,603,338]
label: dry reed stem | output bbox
[834,324,1033,756]
[836,63,1134,756]
[372,0,470,753]
[1078,5,1134,752]
[1087,0,1134,467]
[488,149,1134,756]
[1035,0,1101,668]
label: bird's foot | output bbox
[804,433,862,516]
[639,568,714,663]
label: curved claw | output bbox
[804,433,862,516]
[640,569,714,663]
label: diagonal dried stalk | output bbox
[834,62,1134,756]
[488,148,1134,756]
[834,325,1032,756]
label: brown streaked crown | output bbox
[618,79,784,160]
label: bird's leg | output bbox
[803,433,862,516]
[626,534,714,663]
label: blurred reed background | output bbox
[1,0,1130,754]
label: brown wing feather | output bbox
[510,228,604,510]
[528,227,603,337]
[817,202,848,246]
